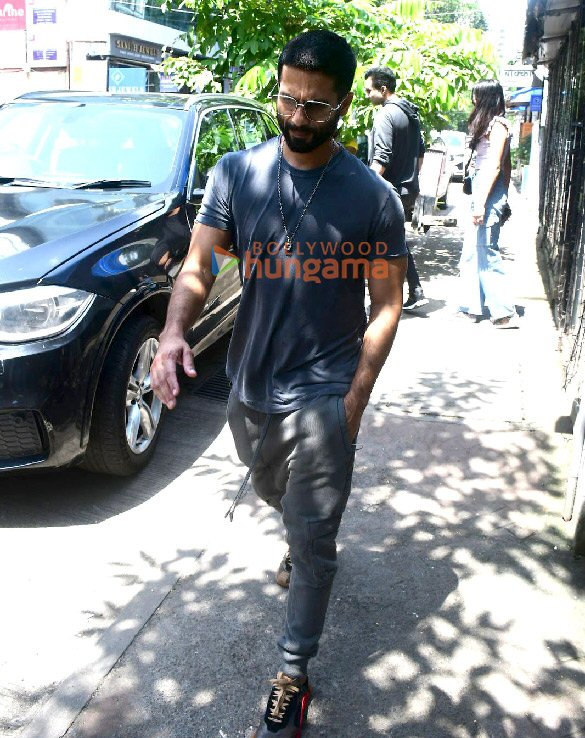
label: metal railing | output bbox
[538,9,585,390]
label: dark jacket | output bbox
[369,97,426,199]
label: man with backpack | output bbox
[365,66,428,310]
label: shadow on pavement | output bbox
[401,297,447,320]
[52,401,585,738]
[408,222,462,282]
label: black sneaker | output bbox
[276,550,292,589]
[403,287,429,310]
[253,672,312,737]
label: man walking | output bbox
[152,31,406,736]
[365,66,428,310]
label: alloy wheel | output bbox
[125,337,163,454]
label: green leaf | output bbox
[163,0,499,139]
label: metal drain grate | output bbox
[190,367,232,403]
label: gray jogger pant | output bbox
[226,392,356,677]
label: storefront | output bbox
[1,1,187,100]
[106,33,164,92]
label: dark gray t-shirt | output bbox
[196,136,406,413]
[369,98,426,198]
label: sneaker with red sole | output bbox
[253,672,312,737]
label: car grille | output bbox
[0,410,45,461]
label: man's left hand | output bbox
[344,392,364,442]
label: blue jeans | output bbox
[458,176,515,320]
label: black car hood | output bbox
[0,188,167,289]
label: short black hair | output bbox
[278,30,357,99]
[364,66,397,93]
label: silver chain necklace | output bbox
[277,136,337,256]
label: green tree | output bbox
[425,0,488,31]
[160,0,389,92]
[357,1,495,139]
[159,0,496,143]
[439,107,473,133]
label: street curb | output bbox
[19,554,203,738]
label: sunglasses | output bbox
[272,93,347,123]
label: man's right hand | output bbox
[150,223,232,409]
[151,331,197,410]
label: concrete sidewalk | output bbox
[23,188,585,738]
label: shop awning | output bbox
[508,86,544,104]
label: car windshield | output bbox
[0,100,188,189]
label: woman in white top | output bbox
[458,79,519,328]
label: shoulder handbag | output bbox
[462,146,473,195]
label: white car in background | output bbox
[439,129,467,182]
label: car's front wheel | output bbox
[84,315,165,476]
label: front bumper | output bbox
[0,295,114,472]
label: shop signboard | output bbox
[501,65,536,89]
[0,0,26,31]
[109,34,162,65]
[0,0,26,68]
[531,92,543,113]
[108,66,148,93]
[26,0,66,67]
[159,73,180,92]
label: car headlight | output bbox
[0,286,96,343]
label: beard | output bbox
[277,112,340,153]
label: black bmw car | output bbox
[0,91,278,475]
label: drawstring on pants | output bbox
[225,414,272,522]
